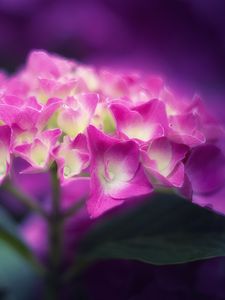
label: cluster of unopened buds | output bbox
[0,51,224,218]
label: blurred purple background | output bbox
[1,1,225,299]
[0,0,225,124]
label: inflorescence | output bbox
[0,51,224,217]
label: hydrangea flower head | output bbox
[0,50,224,217]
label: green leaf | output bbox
[77,193,225,267]
[0,240,40,300]
[0,206,45,274]
[0,206,43,300]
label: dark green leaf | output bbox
[0,206,43,300]
[0,240,40,300]
[77,193,225,267]
[0,206,45,274]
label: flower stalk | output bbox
[46,162,63,299]
[2,164,86,299]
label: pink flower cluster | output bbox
[0,51,224,217]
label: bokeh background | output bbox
[0,0,225,124]
[0,1,225,299]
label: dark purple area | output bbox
[81,258,225,300]
[0,1,224,88]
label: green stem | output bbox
[46,162,63,300]
[2,164,87,298]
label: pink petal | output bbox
[109,165,153,199]
[87,125,118,159]
[110,103,143,131]
[27,97,42,110]
[27,51,60,78]
[37,98,62,129]
[185,145,225,194]
[3,95,24,107]
[0,125,11,147]
[71,133,88,152]
[104,140,140,182]
[78,93,99,115]
[133,98,168,129]
[0,125,11,182]
[167,162,185,188]
[169,113,206,147]
[40,128,61,145]
[0,104,20,125]
[61,177,90,210]
[15,107,40,130]
[87,172,124,218]
[110,100,166,142]
[141,138,187,188]
[54,133,89,181]
[11,125,37,148]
